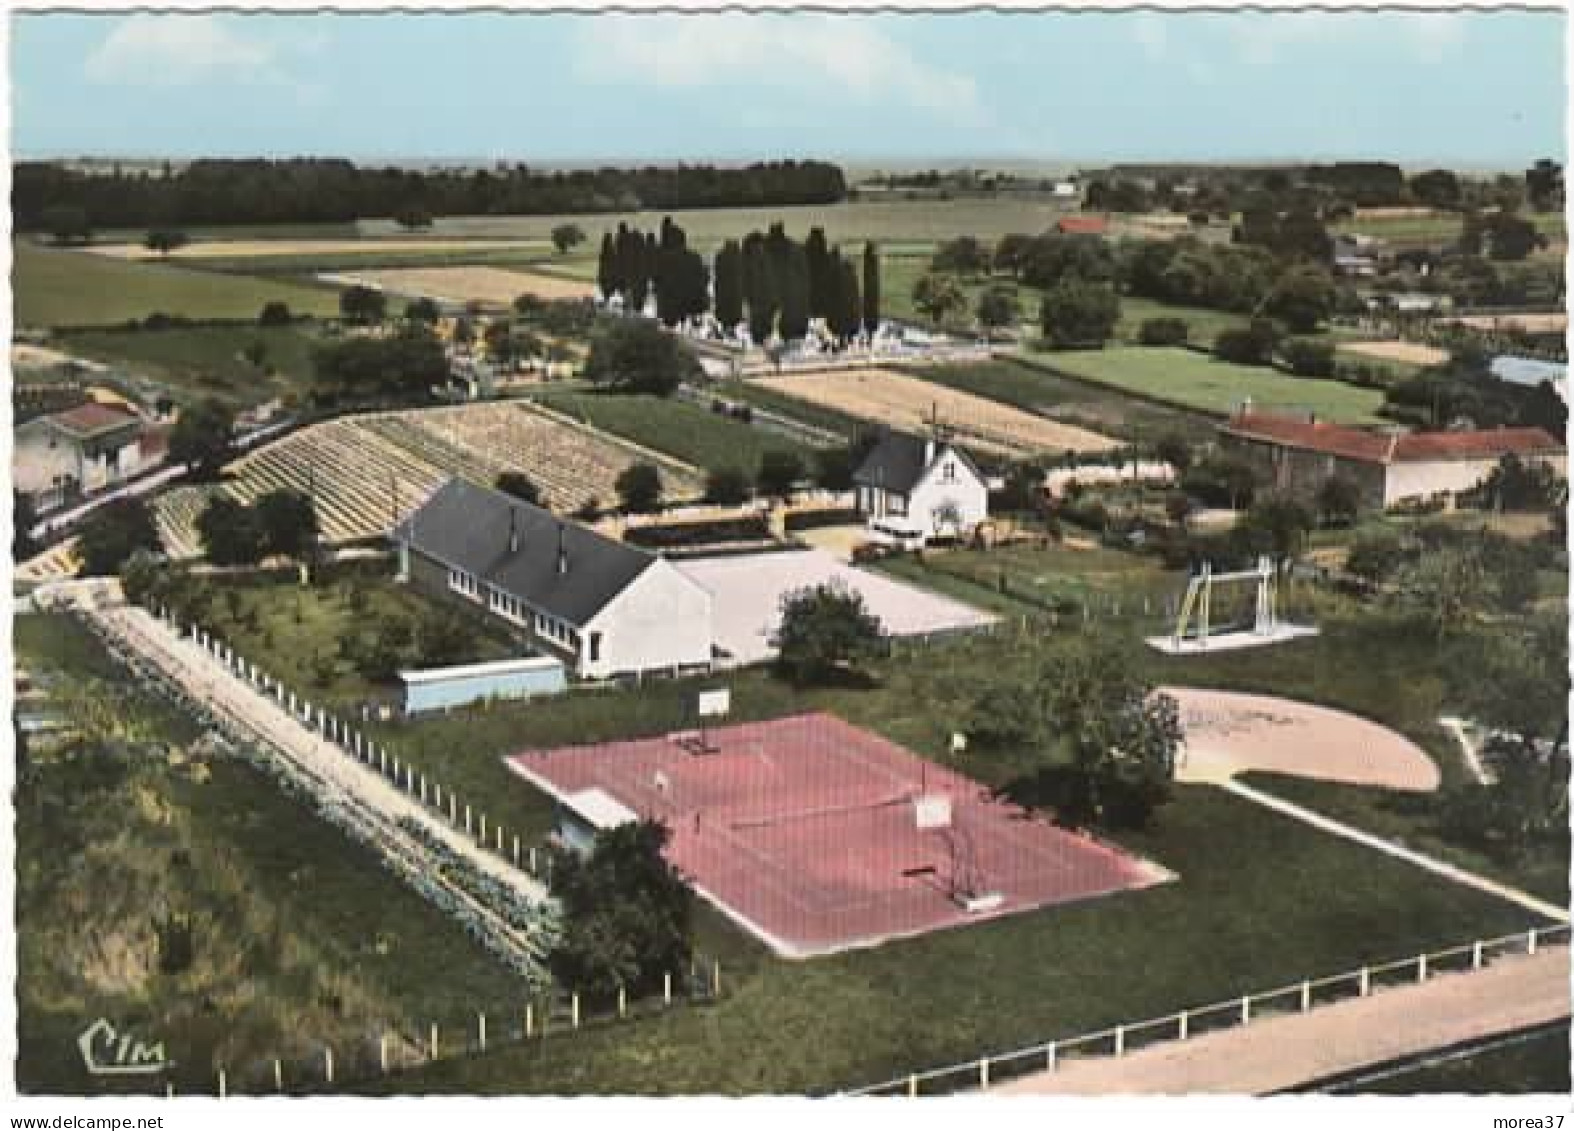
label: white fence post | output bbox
[1417,954,1428,983]
[324,1046,334,1084]
[1240,996,1251,1025]
[1178,1011,1188,1041]
[618,986,628,1018]
[513,835,521,865]
[571,993,581,1029]
[1473,940,1484,970]
[217,1068,226,1099]
[478,1013,487,1052]
[429,1023,439,1060]
[1046,1042,1057,1072]
[978,1057,990,1089]
[1300,981,1311,1011]
[379,1034,389,1075]
[273,1058,283,1092]
[664,972,673,1006]
[1528,929,1539,956]
[1359,967,1371,997]
[907,1074,918,1097]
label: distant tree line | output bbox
[13,158,847,232]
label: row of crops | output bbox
[153,402,706,558]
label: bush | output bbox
[1213,319,1281,366]
[1137,317,1189,347]
[258,301,293,327]
[704,466,751,506]
[1280,338,1337,378]
[624,516,770,549]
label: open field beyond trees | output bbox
[88,238,550,261]
[1023,346,1389,423]
[14,242,342,328]
[750,366,1121,458]
[152,401,704,556]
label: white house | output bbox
[851,431,989,538]
[13,402,148,510]
[392,478,713,680]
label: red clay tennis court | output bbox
[506,712,1168,958]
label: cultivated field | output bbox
[356,196,1081,249]
[14,242,342,328]
[1338,340,1450,367]
[749,367,1121,458]
[152,401,703,556]
[1023,347,1389,424]
[324,265,596,306]
[88,238,547,261]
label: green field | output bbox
[14,242,343,328]
[15,613,523,1095]
[533,391,815,476]
[56,325,324,410]
[901,358,1215,445]
[1022,346,1389,423]
[356,195,1078,249]
[1332,1024,1570,1095]
[1331,210,1568,247]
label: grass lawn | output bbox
[15,242,342,329]
[533,390,814,476]
[14,613,524,1095]
[900,357,1216,446]
[195,567,523,709]
[56,324,323,411]
[1021,346,1388,424]
[1335,1024,1570,1095]
[1239,773,1569,909]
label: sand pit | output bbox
[1166,686,1440,792]
[88,238,546,261]
[323,266,594,306]
[1340,340,1450,367]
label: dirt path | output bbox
[997,946,1570,1095]
[46,580,550,962]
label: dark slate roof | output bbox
[852,431,984,494]
[393,478,657,626]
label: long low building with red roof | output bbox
[1220,408,1565,510]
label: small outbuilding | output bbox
[399,655,567,715]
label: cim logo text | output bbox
[76,1019,171,1076]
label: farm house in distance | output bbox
[853,430,989,538]
[1220,407,1567,510]
[12,402,151,511]
[393,478,713,680]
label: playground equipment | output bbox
[1148,556,1319,655]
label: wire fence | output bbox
[842,922,1570,1096]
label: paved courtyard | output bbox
[675,548,997,667]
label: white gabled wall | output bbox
[580,558,713,679]
[906,447,989,536]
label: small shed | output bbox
[399,655,566,715]
[555,787,640,856]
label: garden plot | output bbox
[750,367,1119,458]
[152,402,703,557]
[322,266,595,306]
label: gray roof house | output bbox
[393,478,713,680]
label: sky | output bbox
[9,9,1567,168]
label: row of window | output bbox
[449,566,601,663]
